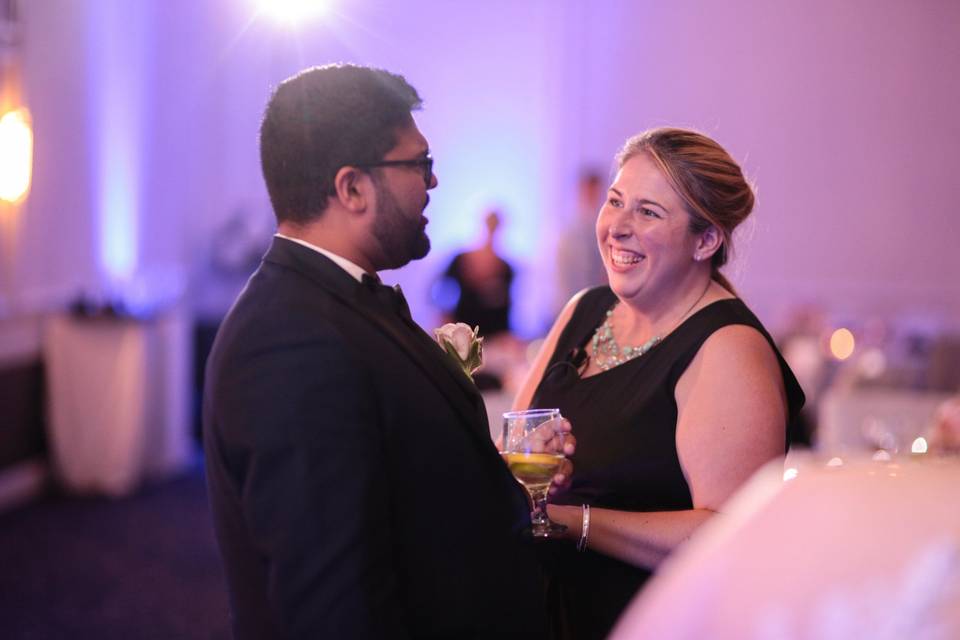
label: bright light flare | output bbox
[911,437,928,454]
[783,467,798,481]
[258,0,330,24]
[829,328,856,361]
[0,108,34,203]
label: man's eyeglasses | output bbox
[356,155,433,187]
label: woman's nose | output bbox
[609,217,632,239]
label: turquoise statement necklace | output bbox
[590,282,711,371]
[591,310,661,371]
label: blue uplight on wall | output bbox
[87,0,149,288]
[98,153,138,283]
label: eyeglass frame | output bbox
[355,155,434,187]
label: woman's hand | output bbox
[545,417,575,495]
[522,415,576,495]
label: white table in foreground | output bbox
[611,453,960,640]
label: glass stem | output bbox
[531,489,549,524]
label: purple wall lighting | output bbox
[86,1,151,293]
[9,0,960,333]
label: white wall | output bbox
[13,0,98,310]
[3,0,959,343]
[183,0,570,332]
[568,0,960,329]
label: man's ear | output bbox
[332,166,372,214]
[695,225,723,261]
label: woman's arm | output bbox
[548,324,787,568]
[511,289,588,411]
[509,290,587,493]
[546,504,714,568]
[675,324,787,510]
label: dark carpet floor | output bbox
[0,461,232,639]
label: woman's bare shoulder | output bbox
[697,323,779,375]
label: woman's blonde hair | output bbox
[616,127,754,294]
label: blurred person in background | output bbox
[439,208,515,338]
[436,208,517,390]
[513,128,805,640]
[556,169,607,313]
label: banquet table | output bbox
[817,388,953,454]
[43,309,192,496]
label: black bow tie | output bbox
[361,273,413,323]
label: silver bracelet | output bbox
[577,504,591,552]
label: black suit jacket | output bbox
[203,237,545,639]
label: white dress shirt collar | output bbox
[274,233,370,283]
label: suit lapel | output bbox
[354,286,490,434]
[394,312,489,423]
[262,238,493,448]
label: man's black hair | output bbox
[259,63,422,224]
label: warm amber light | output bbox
[829,328,855,360]
[0,108,33,203]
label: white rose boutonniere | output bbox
[434,322,484,381]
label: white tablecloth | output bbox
[817,388,953,454]
[43,309,192,496]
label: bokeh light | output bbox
[0,108,34,203]
[829,328,856,360]
[857,348,887,378]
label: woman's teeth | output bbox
[611,249,643,266]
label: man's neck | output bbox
[277,219,375,273]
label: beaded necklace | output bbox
[590,282,711,372]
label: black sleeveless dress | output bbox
[531,286,805,640]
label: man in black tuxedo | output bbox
[203,64,570,639]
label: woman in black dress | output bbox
[513,128,805,640]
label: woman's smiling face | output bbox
[596,152,703,306]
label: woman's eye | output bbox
[640,207,661,219]
[608,197,622,208]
